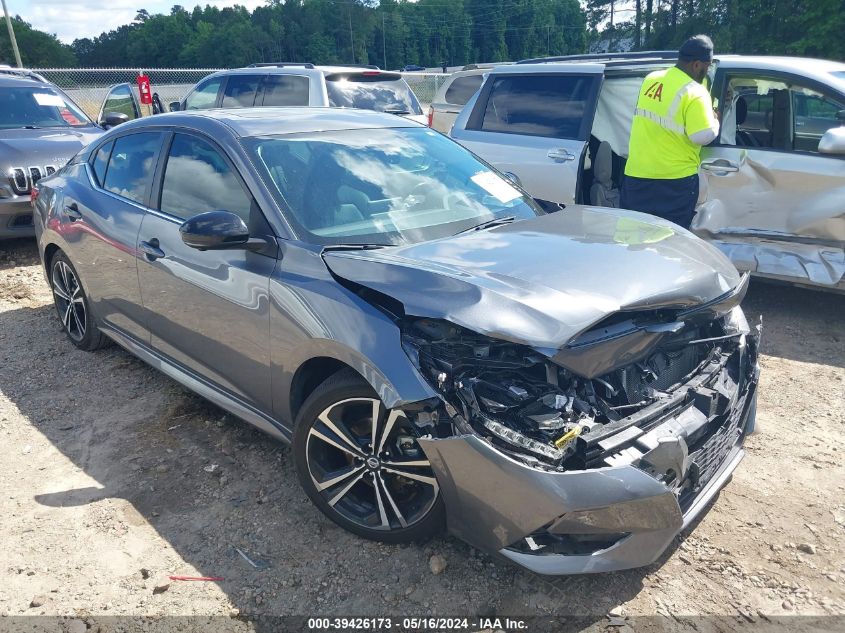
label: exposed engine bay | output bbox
[401,304,759,488]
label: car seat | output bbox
[589,141,620,208]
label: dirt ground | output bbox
[0,237,843,630]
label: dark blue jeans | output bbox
[620,173,699,229]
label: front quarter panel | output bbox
[269,241,437,430]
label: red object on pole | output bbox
[137,73,153,105]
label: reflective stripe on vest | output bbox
[633,107,686,135]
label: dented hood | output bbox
[323,205,741,350]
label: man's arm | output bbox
[685,90,720,146]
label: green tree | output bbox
[0,17,76,67]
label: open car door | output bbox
[97,83,141,127]
[450,64,604,206]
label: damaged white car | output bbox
[450,53,845,291]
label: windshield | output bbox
[325,74,423,115]
[0,86,92,129]
[245,127,540,246]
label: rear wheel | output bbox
[50,252,106,351]
[293,369,444,543]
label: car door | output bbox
[696,69,845,286]
[97,83,141,125]
[450,65,604,205]
[62,131,164,343]
[136,130,277,412]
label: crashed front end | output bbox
[400,276,760,574]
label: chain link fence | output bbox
[31,68,450,120]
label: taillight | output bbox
[30,186,39,208]
[427,106,433,127]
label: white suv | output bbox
[171,63,427,124]
[450,52,845,291]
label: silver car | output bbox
[450,53,845,291]
[33,108,759,574]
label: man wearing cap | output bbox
[621,35,720,229]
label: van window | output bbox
[221,75,260,108]
[184,78,223,110]
[444,75,483,105]
[260,75,310,106]
[472,74,596,140]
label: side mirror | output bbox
[819,126,845,155]
[100,112,130,129]
[179,211,250,250]
[169,101,181,112]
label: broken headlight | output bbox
[401,318,601,467]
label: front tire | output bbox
[50,252,106,351]
[293,369,445,543]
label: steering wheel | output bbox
[401,181,430,208]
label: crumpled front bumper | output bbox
[418,374,758,575]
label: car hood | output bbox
[0,127,102,170]
[323,205,742,351]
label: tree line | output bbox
[2,0,843,69]
[585,0,845,61]
[2,0,585,70]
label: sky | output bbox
[5,0,269,44]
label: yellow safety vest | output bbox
[625,66,717,180]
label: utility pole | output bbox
[348,9,355,64]
[1,0,23,68]
[547,25,551,56]
[382,11,386,70]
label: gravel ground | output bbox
[0,237,843,631]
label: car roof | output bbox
[112,107,422,138]
[715,56,845,91]
[211,65,399,78]
[0,74,52,88]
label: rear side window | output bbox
[221,75,260,108]
[471,74,597,140]
[325,73,422,115]
[103,132,162,205]
[260,75,310,106]
[184,78,223,110]
[444,75,483,105]
[160,133,253,222]
[91,141,113,186]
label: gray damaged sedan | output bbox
[32,108,760,574]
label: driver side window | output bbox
[184,78,223,111]
[159,133,253,223]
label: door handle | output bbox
[547,148,576,162]
[139,238,165,261]
[64,202,82,220]
[701,159,739,173]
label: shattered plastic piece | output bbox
[203,464,218,473]
[234,546,270,570]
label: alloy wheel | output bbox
[305,397,439,532]
[52,259,86,342]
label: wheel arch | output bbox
[278,338,437,431]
